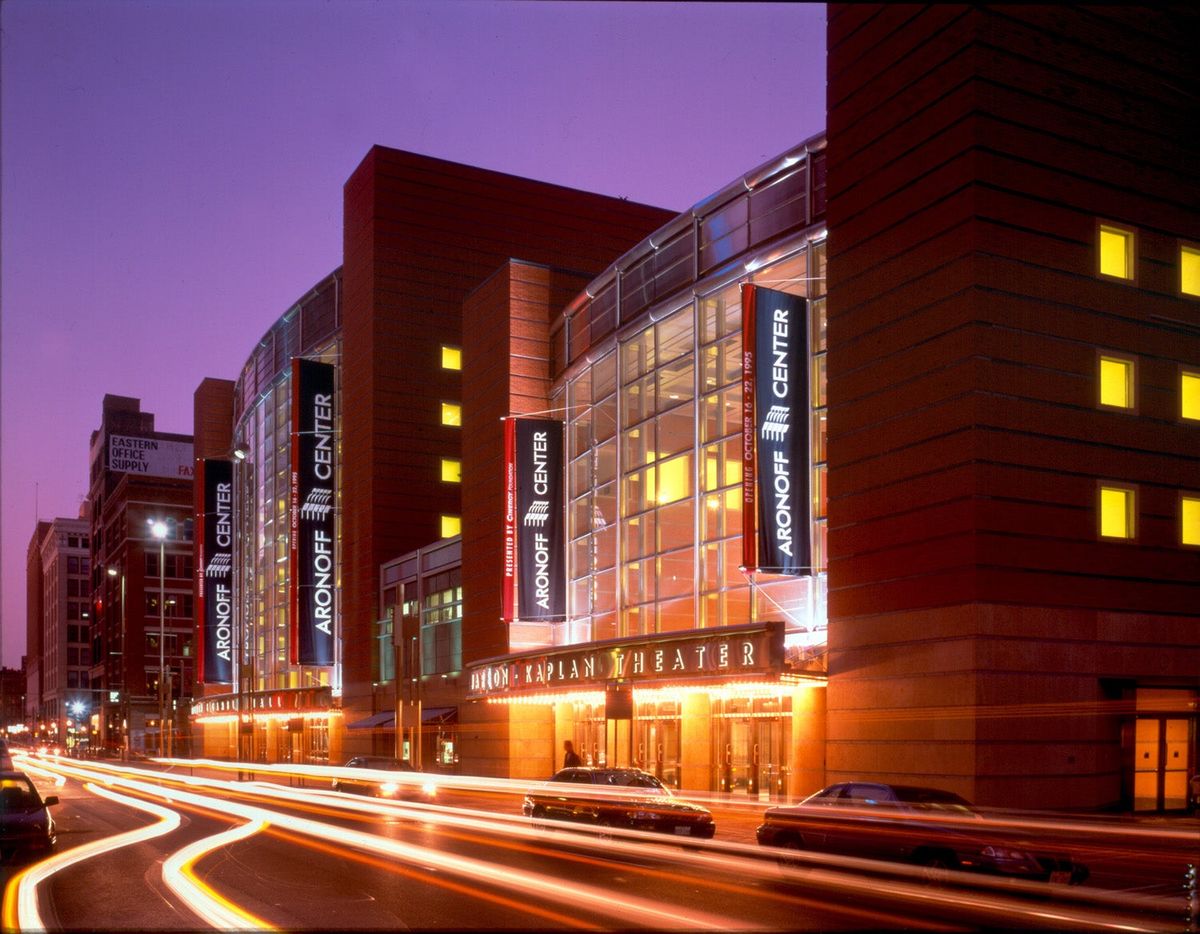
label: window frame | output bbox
[1180,492,1200,548]
[1097,352,1136,411]
[1097,482,1137,541]
[1180,368,1200,423]
[1096,221,1136,283]
[1179,241,1200,299]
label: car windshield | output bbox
[891,786,977,814]
[0,778,41,811]
[597,770,670,793]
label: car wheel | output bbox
[595,818,615,841]
[776,837,808,873]
[530,805,549,831]
[916,850,958,885]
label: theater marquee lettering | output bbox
[468,624,782,699]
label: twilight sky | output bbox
[0,0,826,668]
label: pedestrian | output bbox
[563,739,582,768]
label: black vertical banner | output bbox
[744,285,810,575]
[290,358,336,666]
[198,459,234,684]
[515,418,566,620]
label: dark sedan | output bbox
[524,767,715,839]
[757,782,1088,884]
[0,771,59,862]
[330,756,438,802]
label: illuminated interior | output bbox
[1100,485,1135,539]
[1099,224,1134,279]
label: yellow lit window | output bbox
[441,346,462,370]
[440,458,461,483]
[441,402,461,426]
[1099,486,1134,540]
[656,453,691,505]
[1181,245,1200,297]
[1182,497,1200,546]
[439,515,461,538]
[1183,371,1200,421]
[1099,225,1134,280]
[1098,355,1134,409]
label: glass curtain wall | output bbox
[233,340,341,694]
[565,239,827,645]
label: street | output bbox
[2,753,1193,932]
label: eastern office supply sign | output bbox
[197,458,234,684]
[290,359,336,667]
[108,434,194,479]
[502,417,566,622]
[742,285,811,575]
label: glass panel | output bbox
[623,561,655,606]
[623,374,656,427]
[658,403,694,459]
[1099,356,1132,408]
[657,357,694,407]
[622,424,655,473]
[1182,497,1200,546]
[623,513,655,560]
[1100,487,1133,539]
[594,396,617,443]
[622,329,655,385]
[1164,719,1189,810]
[701,285,742,346]
[1182,372,1200,421]
[1133,719,1159,811]
[1099,226,1133,279]
[595,440,617,486]
[594,352,617,399]
[1182,246,1200,296]
[658,595,696,633]
[658,548,693,600]
[656,307,692,364]
[656,454,693,508]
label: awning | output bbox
[422,707,457,725]
[346,711,395,731]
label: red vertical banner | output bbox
[501,417,517,621]
[741,283,759,572]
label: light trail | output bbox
[24,756,1187,933]
[28,760,760,932]
[162,818,278,931]
[3,783,180,933]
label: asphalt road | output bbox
[2,756,1192,933]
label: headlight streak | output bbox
[12,757,66,787]
[3,782,181,934]
[27,763,757,932]
[161,819,278,931]
[25,758,1185,933]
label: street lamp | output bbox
[149,519,169,757]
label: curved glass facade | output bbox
[222,270,342,761]
[548,139,828,660]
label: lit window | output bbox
[440,515,461,538]
[441,346,462,370]
[1179,370,1200,422]
[1098,225,1134,280]
[1182,496,1200,547]
[1098,355,1134,409]
[1181,245,1200,297]
[441,402,461,426]
[440,458,461,483]
[1099,485,1135,540]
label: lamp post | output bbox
[149,519,168,757]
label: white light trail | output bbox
[162,818,277,931]
[5,783,180,933]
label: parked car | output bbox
[0,771,59,862]
[523,767,716,839]
[331,756,437,802]
[757,782,1088,884]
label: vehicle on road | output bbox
[0,771,59,862]
[757,782,1088,884]
[523,767,716,839]
[331,756,438,802]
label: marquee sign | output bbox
[197,458,234,684]
[501,417,565,622]
[742,284,811,575]
[290,358,336,666]
[108,434,194,479]
[467,622,784,699]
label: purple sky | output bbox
[0,0,826,668]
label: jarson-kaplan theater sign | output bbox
[467,622,784,699]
